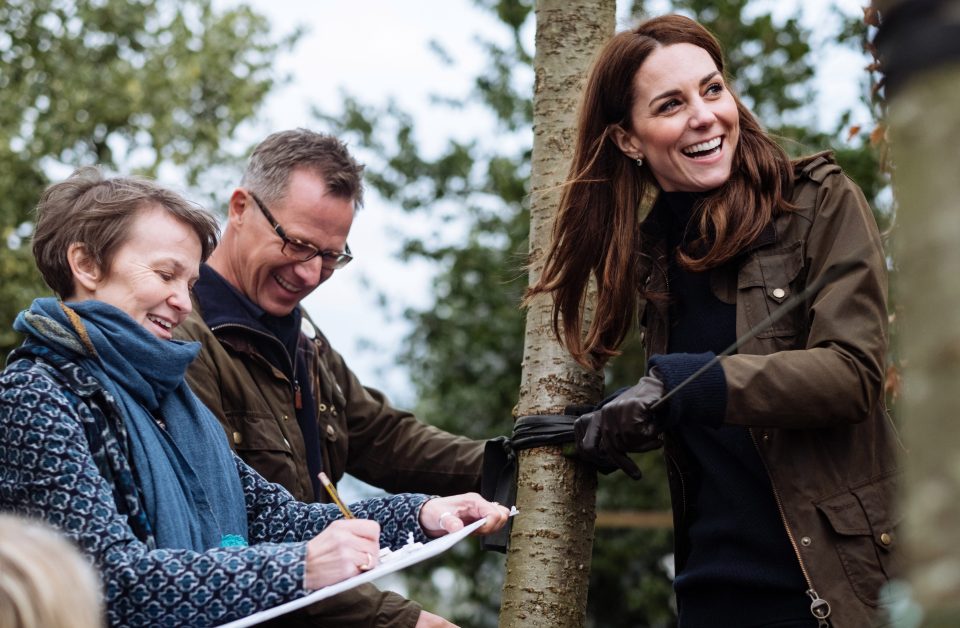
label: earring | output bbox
[635,156,644,167]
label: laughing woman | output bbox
[0,167,508,627]
[527,14,902,628]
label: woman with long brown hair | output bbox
[529,14,901,628]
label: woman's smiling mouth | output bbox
[147,314,174,334]
[682,136,723,159]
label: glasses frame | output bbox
[247,191,353,269]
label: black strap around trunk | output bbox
[479,414,577,553]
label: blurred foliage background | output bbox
[0,0,298,349]
[1,1,886,626]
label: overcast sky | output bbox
[222,0,872,406]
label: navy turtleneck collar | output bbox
[660,191,709,251]
[660,190,706,217]
[657,190,779,257]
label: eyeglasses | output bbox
[248,191,353,269]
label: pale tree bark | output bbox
[889,71,960,628]
[498,1,615,627]
[880,1,960,624]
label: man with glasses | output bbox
[176,129,483,628]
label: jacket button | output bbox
[318,403,328,413]
[326,424,336,438]
[232,431,242,445]
[762,432,770,442]
[880,532,893,546]
[800,536,812,547]
[772,288,786,299]
[282,414,289,421]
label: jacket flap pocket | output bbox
[737,240,805,303]
[226,411,293,453]
[852,473,904,533]
[816,473,902,542]
[816,474,903,604]
[816,491,870,536]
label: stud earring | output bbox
[636,156,644,167]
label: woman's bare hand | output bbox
[418,493,511,538]
[303,519,381,590]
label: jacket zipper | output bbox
[645,252,670,295]
[211,322,302,411]
[749,428,832,626]
[641,253,671,347]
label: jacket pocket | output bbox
[226,411,300,493]
[737,240,805,339]
[815,472,903,606]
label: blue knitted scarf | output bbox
[14,298,248,551]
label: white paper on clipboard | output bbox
[216,517,488,628]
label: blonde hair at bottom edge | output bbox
[0,515,104,628]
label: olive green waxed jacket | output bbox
[177,292,483,628]
[179,304,483,499]
[639,153,904,628]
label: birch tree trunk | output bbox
[499,2,615,627]
[880,1,960,623]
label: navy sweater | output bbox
[651,192,811,628]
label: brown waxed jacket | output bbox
[177,286,484,628]
[638,153,904,628]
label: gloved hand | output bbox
[573,374,665,480]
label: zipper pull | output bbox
[294,381,303,409]
[806,589,831,627]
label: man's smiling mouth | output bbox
[274,273,302,293]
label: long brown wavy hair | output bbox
[527,14,795,369]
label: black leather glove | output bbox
[573,374,665,480]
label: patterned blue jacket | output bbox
[0,353,428,627]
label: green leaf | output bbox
[0,0,293,355]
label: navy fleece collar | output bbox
[193,263,303,337]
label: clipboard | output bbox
[216,517,489,627]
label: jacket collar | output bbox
[744,220,778,254]
[192,264,316,372]
[193,263,290,335]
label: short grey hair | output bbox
[240,128,365,208]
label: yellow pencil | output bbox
[318,472,355,519]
